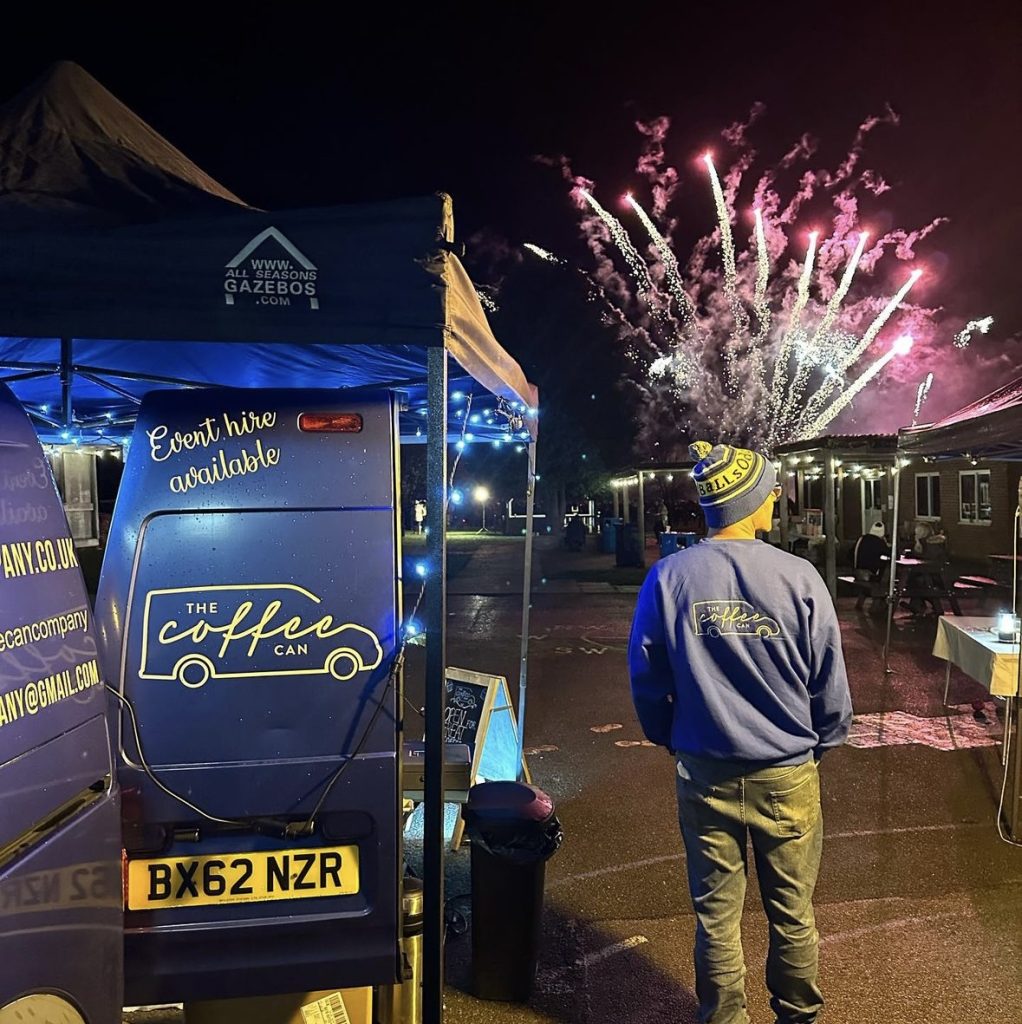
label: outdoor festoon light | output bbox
[473,485,491,531]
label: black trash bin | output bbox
[463,781,563,1002]
[615,521,642,567]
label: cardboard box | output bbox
[184,987,371,1024]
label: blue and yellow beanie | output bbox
[688,441,776,529]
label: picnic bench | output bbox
[841,556,966,616]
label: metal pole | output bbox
[883,456,902,673]
[1010,698,1022,841]
[422,347,448,1024]
[622,481,630,523]
[612,485,620,520]
[637,473,646,565]
[836,467,845,543]
[516,440,538,781]
[824,453,837,600]
[60,338,73,429]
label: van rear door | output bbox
[95,388,401,1003]
[0,383,122,1024]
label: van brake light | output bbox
[298,413,363,433]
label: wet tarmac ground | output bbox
[127,535,1022,1023]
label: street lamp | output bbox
[473,485,492,533]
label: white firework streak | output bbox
[523,242,559,263]
[753,208,770,330]
[808,339,909,436]
[782,231,868,433]
[799,268,921,430]
[705,154,749,382]
[626,194,697,323]
[580,190,655,296]
[954,316,994,348]
[913,372,934,425]
[768,231,818,436]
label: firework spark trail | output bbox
[781,231,868,431]
[807,336,913,436]
[705,154,749,385]
[799,268,922,430]
[626,194,697,324]
[523,242,559,263]
[839,269,921,371]
[704,155,740,302]
[753,208,770,333]
[579,190,655,297]
[913,373,934,425]
[767,231,818,436]
[954,316,994,348]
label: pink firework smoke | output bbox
[544,107,994,456]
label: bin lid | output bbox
[464,781,553,822]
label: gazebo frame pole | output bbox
[516,440,537,780]
[883,455,902,674]
[60,338,73,429]
[422,347,448,1024]
[779,470,790,550]
[637,473,646,565]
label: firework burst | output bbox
[547,110,993,454]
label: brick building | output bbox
[900,376,1022,570]
[904,455,1021,564]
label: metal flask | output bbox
[377,876,424,1024]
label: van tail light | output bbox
[298,413,363,433]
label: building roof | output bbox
[774,433,898,458]
[900,375,1022,460]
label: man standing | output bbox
[628,441,852,1024]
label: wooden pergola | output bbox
[773,434,900,599]
[609,462,695,558]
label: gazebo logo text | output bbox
[224,227,319,310]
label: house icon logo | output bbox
[224,227,319,310]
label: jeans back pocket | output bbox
[768,764,820,837]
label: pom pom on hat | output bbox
[689,440,714,461]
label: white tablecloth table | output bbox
[933,616,1019,698]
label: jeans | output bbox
[676,754,824,1024]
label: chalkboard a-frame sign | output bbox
[445,666,530,848]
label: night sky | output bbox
[3,4,1020,436]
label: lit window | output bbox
[915,473,941,519]
[959,469,991,524]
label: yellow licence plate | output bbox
[126,845,360,910]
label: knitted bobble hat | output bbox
[688,440,777,529]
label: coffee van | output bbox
[0,383,122,1024]
[94,388,402,1004]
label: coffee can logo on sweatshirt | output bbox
[692,600,782,640]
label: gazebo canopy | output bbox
[898,376,1022,460]
[0,62,537,444]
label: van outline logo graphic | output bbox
[139,584,383,689]
[224,226,319,310]
[692,600,782,640]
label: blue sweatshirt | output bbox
[628,539,852,765]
